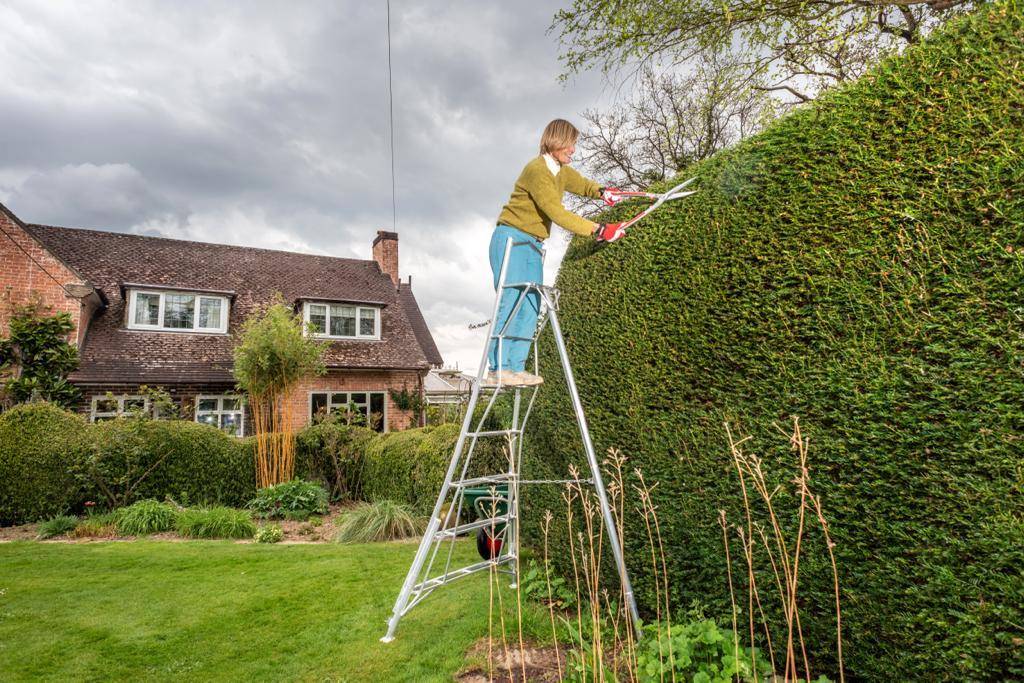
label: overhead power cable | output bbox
[386,0,397,232]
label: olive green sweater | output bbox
[496,156,601,239]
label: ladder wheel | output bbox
[476,528,503,559]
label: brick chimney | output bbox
[372,230,400,288]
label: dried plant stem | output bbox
[720,511,742,683]
[542,511,564,681]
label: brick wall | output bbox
[372,231,399,288]
[74,368,427,433]
[288,368,425,431]
[0,209,87,344]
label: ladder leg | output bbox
[547,306,643,636]
[381,380,484,642]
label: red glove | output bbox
[600,187,624,206]
[594,223,626,243]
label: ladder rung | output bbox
[411,556,516,595]
[434,515,513,540]
[465,429,521,438]
[489,335,534,341]
[451,473,513,488]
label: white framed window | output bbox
[309,391,386,432]
[195,395,245,437]
[127,289,229,333]
[303,302,380,340]
[90,395,149,422]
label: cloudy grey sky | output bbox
[0,1,619,373]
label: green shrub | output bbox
[523,4,1024,681]
[248,479,328,520]
[360,424,510,513]
[634,616,772,683]
[36,515,79,539]
[81,418,254,510]
[335,500,423,543]
[360,429,428,506]
[175,507,255,539]
[115,499,179,536]
[0,403,89,524]
[254,524,283,543]
[294,422,375,500]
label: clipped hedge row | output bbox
[0,403,90,524]
[522,4,1023,682]
[0,403,254,522]
[86,418,255,508]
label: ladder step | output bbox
[451,473,513,488]
[489,335,534,341]
[465,429,521,438]
[434,515,513,540]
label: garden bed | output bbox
[0,503,359,544]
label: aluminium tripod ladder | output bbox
[381,236,640,643]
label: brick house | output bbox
[0,201,443,434]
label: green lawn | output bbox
[0,540,545,682]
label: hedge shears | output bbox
[595,176,697,243]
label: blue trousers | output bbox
[488,225,543,372]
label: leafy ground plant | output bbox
[36,515,79,539]
[175,507,255,539]
[335,499,423,543]
[254,524,283,543]
[115,499,179,536]
[72,512,118,539]
[248,479,328,520]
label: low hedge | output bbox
[83,418,254,508]
[523,4,1023,681]
[294,422,376,500]
[0,403,90,525]
[360,423,512,513]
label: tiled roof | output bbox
[399,283,443,367]
[25,224,441,383]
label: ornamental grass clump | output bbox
[175,507,256,539]
[335,499,423,543]
[36,515,79,540]
[115,499,179,536]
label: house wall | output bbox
[74,368,427,433]
[0,211,87,343]
[287,368,425,432]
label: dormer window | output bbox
[127,288,229,333]
[303,302,380,340]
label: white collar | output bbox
[542,153,560,176]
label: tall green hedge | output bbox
[0,403,89,524]
[522,4,1023,681]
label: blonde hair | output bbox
[539,119,579,155]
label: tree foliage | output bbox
[578,52,778,188]
[553,0,975,103]
[0,300,80,409]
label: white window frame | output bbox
[194,395,245,437]
[127,288,229,334]
[308,390,388,432]
[90,395,150,422]
[302,302,381,340]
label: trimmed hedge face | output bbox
[359,424,510,513]
[0,403,89,524]
[86,418,255,508]
[523,5,1023,682]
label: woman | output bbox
[486,118,626,386]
